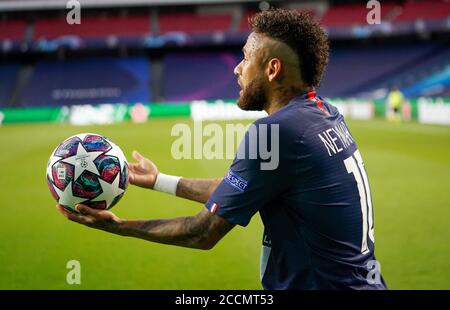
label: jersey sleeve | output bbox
[205,118,295,227]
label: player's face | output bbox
[234,33,268,111]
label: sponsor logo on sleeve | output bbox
[224,170,248,192]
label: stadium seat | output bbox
[19,57,151,106]
[238,9,317,33]
[0,19,27,40]
[320,3,396,27]
[318,43,442,97]
[33,14,151,39]
[393,0,450,22]
[158,12,232,34]
[162,52,240,101]
[0,64,19,107]
[238,10,258,33]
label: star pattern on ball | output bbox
[76,133,92,142]
[47,154,63,183]
[92,174,124,208]
[53,181,86,207]
[104,142,127,171]
[61,142,103,181]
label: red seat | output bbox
[238,11,257,32]
[239,9,318,33]
[321,3,395,27]
[393,0,450,22]
[159,12,232,34]
[0,20,27,40]
[33,15,150,39]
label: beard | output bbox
[236,76,268,111]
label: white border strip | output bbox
[0,0,266,11]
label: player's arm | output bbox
[128,150,221,203]
[57,204,234,250]
[176,178,222,203]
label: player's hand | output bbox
[56,204,122,234]
[128,150,159,189]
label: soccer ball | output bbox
[46,133,129,212]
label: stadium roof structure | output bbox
[0,0,282,11]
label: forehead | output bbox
[242,32,266,54]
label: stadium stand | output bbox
[18,57,151,107]
[0,0,448,106]
[392,0,450,22]
[401,66,450,97]
[354,43,450,97]
[33,14,151,39]
[162,52,240,101]
[319,3,396,27]
[318,42,447,97]
[0,64,19,107]
[158,11,232,34]
[0,19,27,40]
[238,10,258,32]
[4,1,449,40]
[318,0,450,27]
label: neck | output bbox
[264,84,311,115]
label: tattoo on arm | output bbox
[119,208,235,250]
[176,178,222,203]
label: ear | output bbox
[266,58,283,82]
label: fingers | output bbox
[75,204,100,216]
[127,164,136,183]
[128,163,136,172]
[130,151,148,171]
[128,171,140,185]
[57,203,120,230]
[128,172,134,184]
[128,162,146,186]
[128,164,138,177]
[67,212,94,226]
[56,204,71,217]
[56,204,93,225]
[132,150,143,162]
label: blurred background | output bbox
[0,0,449,289]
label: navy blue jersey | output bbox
[205,91,387,290]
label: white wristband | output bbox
[153,173,181,195]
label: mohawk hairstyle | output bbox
[250,8,329,87]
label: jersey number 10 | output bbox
[344,150,375,254]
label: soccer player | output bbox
[387,86,405,122]
[57,9,387,290]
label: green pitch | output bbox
[0,118,449,289]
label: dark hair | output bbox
[250,8,329,87]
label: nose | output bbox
[233,60,242,77]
